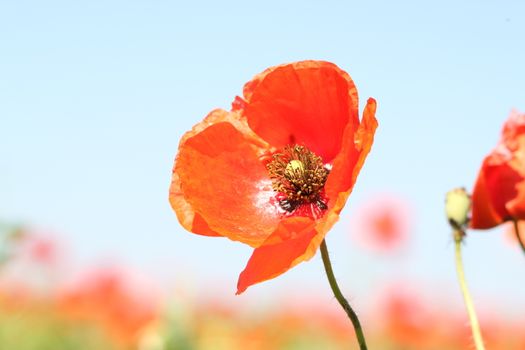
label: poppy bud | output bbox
[445,188,471,230]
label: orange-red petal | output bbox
[236,217,317,294]
[507,181,525,219]
[291,99,378,269]
[242,61,360,161]
[169,109,281,247]
[326,98,378,212]
[501,110,525,150]
[470,158,520,229]
[236,99,378,294]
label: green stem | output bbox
[320,239,368,350]
[513,220,525,256]
[454,231,485,350]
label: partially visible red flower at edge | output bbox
[471,110,525,229]
[169,61,377,294]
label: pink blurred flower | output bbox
[0,231,67,294]
[24,235,60,266]
[349,193,412,253]
[7,230,67,269]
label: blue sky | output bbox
[1,0,525,311]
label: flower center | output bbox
[266,145,329,212]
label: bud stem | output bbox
[454,231,485,350]
[320,239,368,350]
[513,220,525,256]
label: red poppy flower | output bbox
[169,61,377,294]
[471,110,525,229]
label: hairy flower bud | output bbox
[446,188,471,230]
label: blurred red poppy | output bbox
[350,193,411,253]
[23,234,60,266]
[471,110,525,229]
[377,286,465,349]
[169,61,377,294]
[59,267,159,346]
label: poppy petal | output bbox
[286,98,378,278]
[236,217,317,294]
[470,159,516,229]
[506,179,525,219]
[242,61,360,161]
[264,99,378,274]
[326,98,378,213]
[501,110,525,150]
[470,172,502,229]
[169,109,281,247]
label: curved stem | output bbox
[454,231,485,350]
[320,239,368,350]
[513,220,525,256]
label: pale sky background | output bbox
[1,0,525,314]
